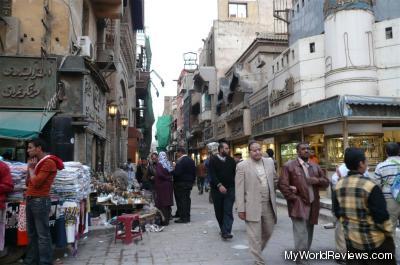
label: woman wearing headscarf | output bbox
[155,152,174,225]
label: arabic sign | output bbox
[0,56,57,108]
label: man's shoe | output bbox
[174,219,189,224]
[221,233,233,239]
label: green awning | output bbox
[0,110,56,140]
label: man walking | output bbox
[333,148,395,265]
[172,147,196,223]
[209,142,236,239]
[236,141,277,265]
[278,142,329,264]
[24,138,64,265]
[196,159,207,195]
[373,142,400,237]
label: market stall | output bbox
[90,170,159,228]
[1,160,92,262]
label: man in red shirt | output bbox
[0,159,14,252]
[24,138,63,265]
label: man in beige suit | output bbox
[235,141,278,265]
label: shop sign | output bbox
[83,76,107,137]
[269,76,294,105]
[0,56,57,108]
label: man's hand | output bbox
[218,185,227,194]
[27,157,37,169]
[289,185,297,193]
[28,167,35,177]
[306,177,319,185]
[238,212,246,220]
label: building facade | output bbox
[252,0,400,170]
[0,0,150,173]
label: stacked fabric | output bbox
[5,161,27,201]
[51,162,91,202]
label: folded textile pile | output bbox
[51,162,91,201]
[5,161,27,201]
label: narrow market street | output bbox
[60,190,339,265]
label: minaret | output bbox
[324,0,377,97]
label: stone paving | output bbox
[58,189,353,265]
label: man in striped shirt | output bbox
[373,142,400,236]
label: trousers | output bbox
[245,200,275,265]
[24,197,53,265]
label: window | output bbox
[292,10,295,17]
[302,0,305,7]
[281,58,284,67]
[277,62,279,71]
[229,3,247,18]
[297,4,299,12]
[201,92,211,112]
[285,53,289,64]
[309,42,315,53]
[386,27,393,39]
[272,65,275,73]
[292,50,295,60]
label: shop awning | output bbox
[0,110,56,140]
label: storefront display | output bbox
[280,142,298,164]
[305,134,325,166]
[233,144,249,160]
[326,134,384,168]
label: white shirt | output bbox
[331,163,369,186]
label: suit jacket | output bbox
[278,158,329,224]
[235,157,278,222]
[172,155,196,183]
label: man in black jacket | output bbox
[172,147,196,223]
[209,142,236,239]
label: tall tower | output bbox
[324,0,378,97]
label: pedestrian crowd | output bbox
[1,139,400,265]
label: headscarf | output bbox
[158,152,173,172]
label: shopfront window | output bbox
[326,135,383,168]
[306,134,325,166]
[234,144,249,160]
[280,142,298,164]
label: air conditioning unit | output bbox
[77,36,94,60]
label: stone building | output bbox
[191,0,288,161]
[251,0,400,170]
[0,0,149,173]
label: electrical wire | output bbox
[61,0,78,40]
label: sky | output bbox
[144,0,218,121]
